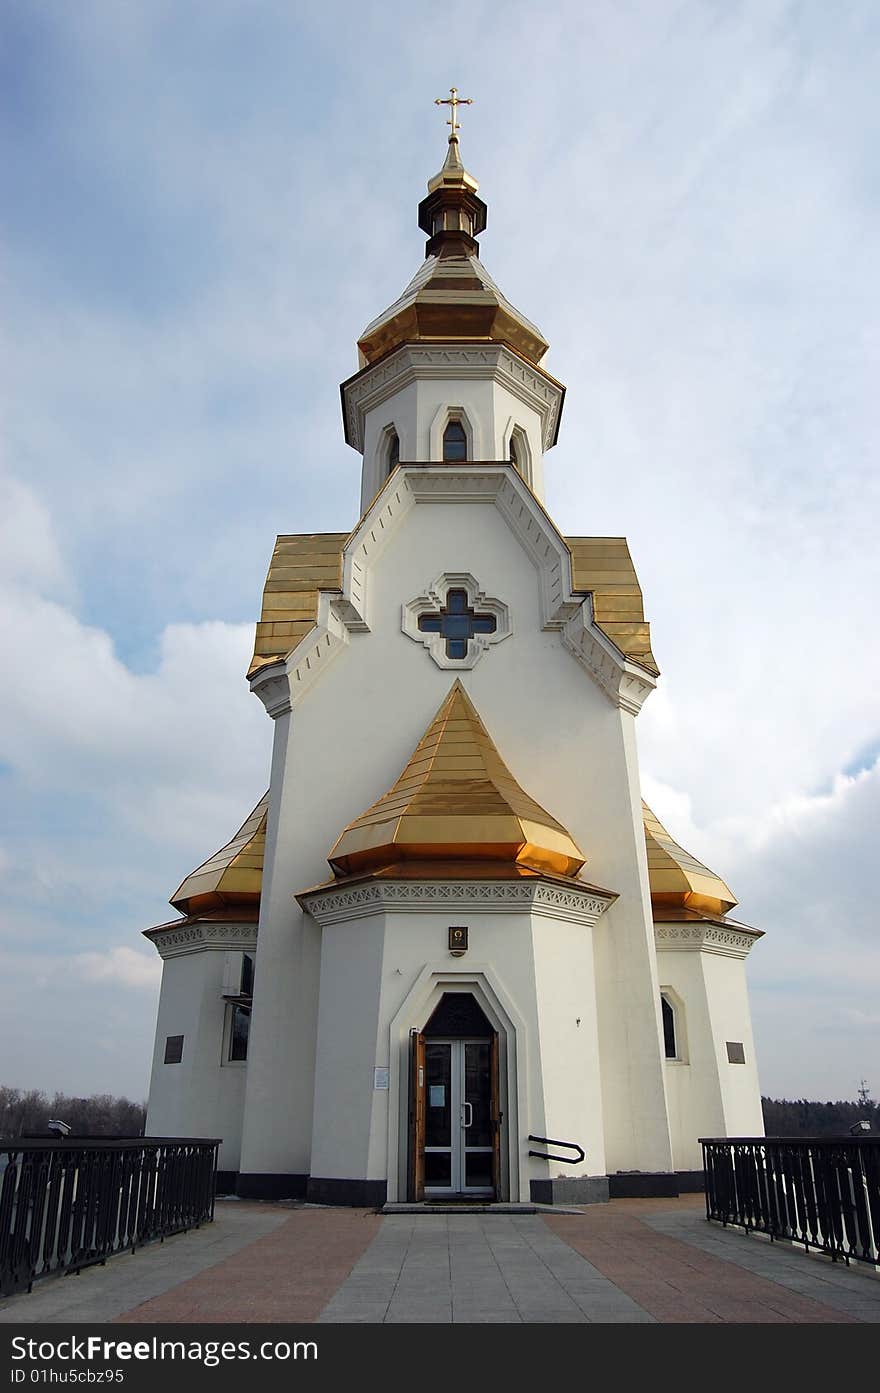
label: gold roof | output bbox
[567,537,659,677]
[355,252,550,368]
[327,680,586,878]
[427,132,480,194]
[248,533,347,679]
[247,532,656,681]
[642,801,737,916]
[171,795,268,915]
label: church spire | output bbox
[418,89,487,258]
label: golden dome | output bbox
[642,801,737,916]
[327,681,586,879]
[353,130,550,369]
[171,795,268,915]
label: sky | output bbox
[1,0,878,1106]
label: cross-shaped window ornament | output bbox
[417,588,497,660]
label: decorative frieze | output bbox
[653,921,762,960]
[299,877,614,928]
[148,921,259,961]
[341,343,564,452]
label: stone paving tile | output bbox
[0,1201,294,1325]
[318,1214,656,1324]
[545,1199,865,1324]
[120,1206,381,1324]
[642,1209,880,1323]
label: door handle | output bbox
[462,1101,473,1129]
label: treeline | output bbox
[0,1086,146,1138]
[762,1096,879,1137]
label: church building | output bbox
[144,99,764,1205]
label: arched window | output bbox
[661,994,677,1059]
[442,419,468,462]
[387,430,400,472]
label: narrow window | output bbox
[164,1035,184,1064]
[388,430,400,472]
[229,1005,251,1062]
[661,996,677,1059]
[442,420,468,462]
[509,435,518,467]
[240,952,254,997]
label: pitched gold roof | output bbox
[170,795,268,915]
[163,787,732,921]
[355,252,551,369]
[642,801,737,916]
[327,680,586,878]
[567,537,659,677]
[247,532,656,681]
[248,533,347,679]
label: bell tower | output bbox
[341,92,566,513]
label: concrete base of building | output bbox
[530,1177,610,1205]
[236,1172,308,1200]
[608,1172,679,1198]
[306,1177,388,1208]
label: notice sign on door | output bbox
[429,1085,446,1108]
[373,1067,389,1090]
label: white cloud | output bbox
[74,946,162,990]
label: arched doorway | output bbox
[409,993,500,1201]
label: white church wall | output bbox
[145,949,247,1172]
[241,492,673,1183]
[530,916,608,1180]
[701,951,764,1138]
[655,944,764,1170]
[308,914,387,1183]
[306,908,539,1201]
[359,373,548,512]
[655,947,726,1172]
[238,706,323,1182]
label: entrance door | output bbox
[423,1038,495,1197]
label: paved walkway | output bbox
[1,1194,878,1325]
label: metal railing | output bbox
[527,1135,585,1165]
[0,1137,220,1296]
[701,1136,880,1265]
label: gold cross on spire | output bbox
[435,86,473,140]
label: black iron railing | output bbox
[0,1136,220,1297]
[527,1135,585,1165]
[701,1136,880,1265]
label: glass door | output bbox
[423,1039,494,1197]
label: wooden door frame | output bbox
[408,1030,426,1201]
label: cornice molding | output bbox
[341,343,564,452]
[298,877,614,927]
[146,921,259,961]
[653,921,762,960]
[561,605,657,715]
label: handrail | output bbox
[0,1137,220,1297]
[702,1136,880,1266]
[527,1135,585,1165]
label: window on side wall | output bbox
[228,1004,251,1062]
[660,993,678,1060]
[442,419,468,461]
[388,430,400,473]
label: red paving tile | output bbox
[544,1201,858,1324]
[117,1208,381,1324]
